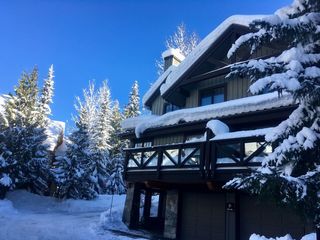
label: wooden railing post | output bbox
[157,149,163,179]
[199,142,205,178]
[205,128,214,178]
[124,151,129,180]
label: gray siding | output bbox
[151,95,165,115]
[153,134,184,146]
[186,75,250,108]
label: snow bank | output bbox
[142,65,177,107]
[123,92,294,138]
[206,119,229,136]
[249,233,316,240]
[5,190,124,214]
[160,15,268,96]
[0,190,137,240]
[0,199,18,215]
[212,127,273,141]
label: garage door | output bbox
[240,194,309,240]
[180,192,226,240]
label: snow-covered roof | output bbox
[160,15,268,96]
[122,92,295,137]
[212,127,273,141]
[142,65,176,107]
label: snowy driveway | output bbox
[0,190,146,240]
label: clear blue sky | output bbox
[0,0,291,124]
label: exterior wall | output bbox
[151,95,165,115]
[149,46,278,116]
[153,134,184,146]
[151,75,250,115]
[185,75,250,108]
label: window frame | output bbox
[198,84,227,107]
[163,102,181,114]
[133,138,153,148]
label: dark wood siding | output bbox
[151,95,165,115]
[239,194,312,240]
[180,192,226,240]
[153,134,184,146]
[185,75,250,108]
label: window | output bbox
[199,86,225,106]
[134,140,152,148]
[163,103,180,114]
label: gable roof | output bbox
[142,15,268,107]
[160,15,267,96]
[142,65,176,107]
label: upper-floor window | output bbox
[199,86,225,106]
[163,103,180,114]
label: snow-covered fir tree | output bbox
[55,94,98,199]
[225,0,320,230]
[56,81,115,198]
[92,81,113,194]
[38,65,54,121]
[0,66,54,195]
[166,23,199,56]
[124,81,140,118]
[109,100,124,158]
[107,100,126,194]
[156,23,200,75]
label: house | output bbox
[120,15,313,240]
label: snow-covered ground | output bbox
[0,190,146,240]
[0,190,315,240]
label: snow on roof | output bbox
[142,65,176,107]
[121,114,157,130]
[206,119,229,136]
[45,120,65,151]
[160,15,268,96]
[162,48,185,62]
[122,92,294,138]
[212,127,273,141]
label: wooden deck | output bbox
[124,135,270,183]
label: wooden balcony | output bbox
[124,136,272,183]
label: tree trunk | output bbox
[317,226,320,240]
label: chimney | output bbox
[162,48,185,71]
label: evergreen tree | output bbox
[225,0,320,229]
[39,65,54,120]
[56,81,114,198]
[55,96,98,199]
[1,67,53,195]
[107,100,126,194]
[124,81,140,118]
[156,23,200,75]
[109,100,124,158]
[0,108,15,198]
[92,81,113,194]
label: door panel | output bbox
[180,192,226,240]
[239,194,309,240]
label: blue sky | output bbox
[0,0,291,124]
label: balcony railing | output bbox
[124,136,272,180]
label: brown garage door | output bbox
[240,194,310,240]
[180,192,226,240]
